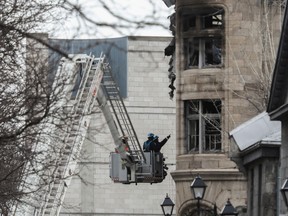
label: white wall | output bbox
[61,36,176,216]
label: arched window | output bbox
[181,205,217,216]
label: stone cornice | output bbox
[171,169,246,182]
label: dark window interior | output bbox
[186,100,222,153]
[182,7,224,69]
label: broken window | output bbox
[185,99,222,153]
[182,7,224,69]
[184,38,222,68]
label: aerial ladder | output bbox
[38,54,167,216]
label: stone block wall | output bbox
[61,36,176,216]
[173,0,284,215]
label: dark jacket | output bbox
[143,135,170,152]
[152,137,169,152]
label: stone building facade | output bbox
[168,0,284,215]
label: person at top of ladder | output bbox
[143,133,171,152]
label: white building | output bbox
[43,36,176,216]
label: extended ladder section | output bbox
[101,63,145,163]
[38,53,167,216]
[38,54,107,216]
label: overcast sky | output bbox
[51,0,174,39]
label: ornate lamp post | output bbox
[161,194,175,216]
[190,174,207,216]
[281,178,288,207]
[220,199,238,216]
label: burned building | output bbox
[165,0,285,215]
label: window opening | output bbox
[183,15,196,32]
[202,11,223,28]
[185,100,221,153]
[182,7,224,69]
[185,38,222,68]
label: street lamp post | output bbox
[161,194,175,216]
[220,199,238,216]
[190,174,207,216]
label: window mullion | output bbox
[199,101,203,153]
[199,39,205,69]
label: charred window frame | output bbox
[181,7,224,69]
[185,99,222,154]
